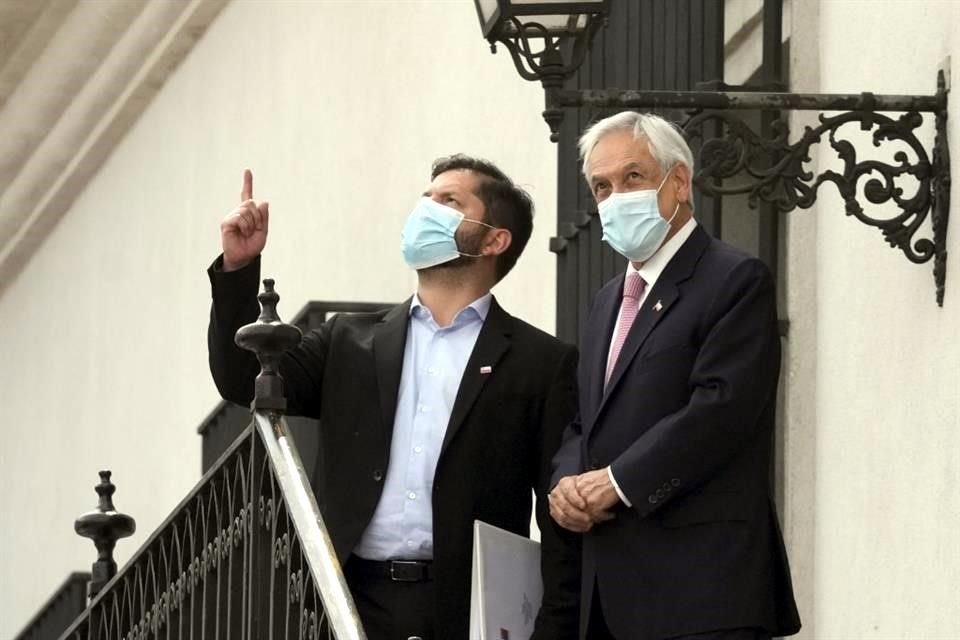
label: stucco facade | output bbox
[3,1,960,639]
[0,2,555,636]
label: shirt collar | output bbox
[630,217,698,289]
[409,292,493,323]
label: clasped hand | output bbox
[548,468,621,533]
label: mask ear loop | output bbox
[656,164,681,225]
[457,218,498,258]
[666,202,680,225]
[655,164,675,194]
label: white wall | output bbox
[0,1,556,636]
[782,2,820,638]
[724,2,960,637]
[13,2,960,638]
[812,2,960,638]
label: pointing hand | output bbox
[220,169,269,271]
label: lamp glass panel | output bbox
[511,0,605,10]
[501,13,588,36]
[512,0,597,4]
[476,0,499,22]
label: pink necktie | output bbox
[605,272,646,385]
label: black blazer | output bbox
[553,226,801,640]
[208,256,581,639]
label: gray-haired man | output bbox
[550,112,801,640]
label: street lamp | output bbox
[474,0,609,141]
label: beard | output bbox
[424,225,486,272]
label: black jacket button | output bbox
[372,470,383,482]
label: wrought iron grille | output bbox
[60,412,364,640]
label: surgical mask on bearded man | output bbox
[400,197,495,269]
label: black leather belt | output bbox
[348,556,434,582]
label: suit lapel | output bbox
[373,299,411,459]
[586,278,622,413]
[440,298,512,455]
[600,284,678,399]
[596,226,711,416]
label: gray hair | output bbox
[579,112,695,185]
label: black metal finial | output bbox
[234,278,303,412]
[538,49,567,144]
[74,470,136,599]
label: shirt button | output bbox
[414,446,423,454]
[407,491,416,500]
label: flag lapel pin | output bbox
[480,365,493,375]
[653,300,663,312]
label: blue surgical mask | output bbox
[597,168,679,263]
[400,197,493,270]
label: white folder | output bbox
[469,520,543,640]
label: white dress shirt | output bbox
[353,293,491,560]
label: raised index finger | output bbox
[240,169,253,202]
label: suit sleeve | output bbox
[551,411,584,489]
[609,257,780,516]
[551,307,603,489]
[207,254,333,418]
[531,346,582,640]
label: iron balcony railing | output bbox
[59,411,366,640]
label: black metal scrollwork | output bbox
[681,81,949,305]
[60,279,355,640]
[493,17,598,84]
[492,15,608,142]
[685,108,938,264]
[59,428,339,640]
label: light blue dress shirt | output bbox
[353,293,492,560]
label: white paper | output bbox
[469,520,543,640]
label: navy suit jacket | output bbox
[553,225,801,639]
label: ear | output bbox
[671,163,692,205]
[483,227,512,257]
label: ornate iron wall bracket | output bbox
[547,72,950,306]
